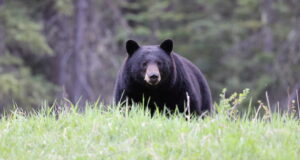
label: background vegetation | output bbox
[0,0,299,113]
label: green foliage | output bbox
[215,88,250,116]
[0,54,57,112]
[55,0,73,15]
[0,93,300,159]
[0,1,58,112]
[0,1,53,55]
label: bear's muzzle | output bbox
[144,63,161,85]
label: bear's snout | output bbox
[148,73,159,84]
[144,64,161,85]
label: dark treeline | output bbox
[0,0,299,113]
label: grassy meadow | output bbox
[0,90,300,160]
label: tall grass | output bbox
[0,89,300,160]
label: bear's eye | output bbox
[142,62,147,67]
[157,62,162,66]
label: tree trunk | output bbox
[72,0,93,108]
[0,0,4,54]
[261,0,274,53]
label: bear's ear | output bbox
[160,39,173,55]
[126,40,140,56]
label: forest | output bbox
[0,0,299,113]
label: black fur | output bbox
[114,39,213,116]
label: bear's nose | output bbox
[149,73,159,82]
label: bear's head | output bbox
[125,39,174,87]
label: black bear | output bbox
[114,39,213,116]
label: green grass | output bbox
[1,91,300,160]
